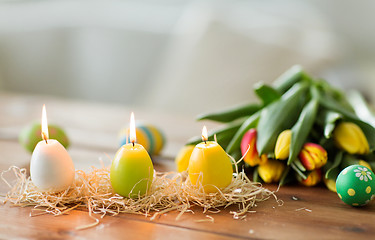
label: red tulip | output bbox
[299,168,322,187]
[299,143,327,171]
[241,129,267,166]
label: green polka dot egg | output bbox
[119,123,165,155]
[336,165,375,207]
[19,122,70,153]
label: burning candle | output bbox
[30,105,75,192]
[188,126,233,193]
[110,112,154,198]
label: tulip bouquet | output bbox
[183,65,375,191]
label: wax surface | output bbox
[188,141,233,193]
[175,145,195,172]
[30,139,75,192]
[110,143,154,198]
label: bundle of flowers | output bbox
[180,65,375,191]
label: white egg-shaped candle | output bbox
[30,105,75,192]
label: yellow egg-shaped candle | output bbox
[110,112,154,198]
[188,126,233,193]
[175,145,195,172]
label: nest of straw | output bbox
[0,158,281,229]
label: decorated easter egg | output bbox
[175,145,195,172]
[19,122,70,153]
[119,123,165,155]
[336,165,375,207]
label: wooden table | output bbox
[0,92,374,240]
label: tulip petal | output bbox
[333,122,370,154]
[299,143,327,171]
[258,160,285,183]
[275,130,292,160]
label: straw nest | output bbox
[0,158,281,230]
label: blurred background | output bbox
[0,0,374,117]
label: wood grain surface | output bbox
[0,91,374,240]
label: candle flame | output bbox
[41,104,49,143]
[129,112,136,144]
[202,126,208,142]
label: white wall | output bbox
[0,0,374,115]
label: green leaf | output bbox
[288,98,319,165]
[253,167,259,182]
[291,162,307,180]
[347,90,375,127]
[340,154,361,169]
[278,167,292,186]
[226,112,261,154]
[230,149,244,172]
[324,151,343,179]
[215,135,234,150]
[318,93,356,119]
[254,83,281,105]
[273,65,307,93]
[293,159,306,172]
[324,113,341,139]
[364,152,375,162]
[324,167,340,182]
[352,121,375,151]
[316,110,342,139]
[186,120,243,146]
[367,161,375,171]
[315,79,347,103]
[196,103,261,123]
[231,150,242,162]
[256,82,309,155]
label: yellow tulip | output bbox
[258,159,285,183]
[175,145,195,172]
[333,122,369,155]
[358,160,372,171]
[324,178,336,192]
[275,130,292,160]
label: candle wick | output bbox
[42,132,48,144]
[204,140,207,144]
[132,142,135,147]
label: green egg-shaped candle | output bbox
[336,165,375,207]
[19,122,69,153]
[111,113,154,198]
